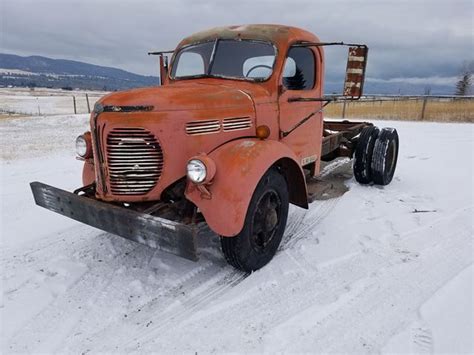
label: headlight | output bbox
[187,159,207,183]
[76,132,92,158]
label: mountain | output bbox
[325,78,457,96]
[0,53,458,95]
[0,53,158,91]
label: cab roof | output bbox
[179,24,319,48]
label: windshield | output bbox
[171,40,276,81]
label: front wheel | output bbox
[220,168,289,272]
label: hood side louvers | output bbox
[186,116,252,135]
[185,120,221,135]
[222,116,252,131]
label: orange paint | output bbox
[84,25,341,235]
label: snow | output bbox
[0,69,36,76]
[383,265,473,354]
[0,88,105,115]
[1,111,473,353]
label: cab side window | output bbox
[283,47,315,90]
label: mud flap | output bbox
[30,182,198,261]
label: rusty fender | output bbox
[185,138,308,237]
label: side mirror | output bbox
[148,50,174,86]
[343,46,368,98]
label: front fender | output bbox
[82,160,95,186]
[185,138,308,237]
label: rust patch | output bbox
[180,24,292,46]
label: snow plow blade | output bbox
[30,182,199,261]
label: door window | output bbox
[283,47,315,90]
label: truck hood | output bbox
[99,82,255,112]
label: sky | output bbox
[1,0,473,87]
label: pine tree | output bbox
[455,71,471,96]
[284,67,306,90]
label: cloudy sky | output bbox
[1,0,473,85]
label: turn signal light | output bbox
[256,125,270,139]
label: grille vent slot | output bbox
[185,120,220,135]
[222,116,252,131]
[106,128,163,195]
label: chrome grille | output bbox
[222,116,252,131]
[106,128,163,195]
[185,120,220,135]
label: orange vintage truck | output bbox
[31,25,399,272]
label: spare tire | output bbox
[371,128,399,185]
[353,126,380,184]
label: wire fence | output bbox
[1,89,473,123]
[0,88,105,116]
[325,95,474,122]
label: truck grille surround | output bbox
[106,127,164,195]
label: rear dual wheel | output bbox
[353,126,399,185]
[353,126,380,184]
[220,168,289,272]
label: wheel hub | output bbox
[264,208,278,232]
[252,189,281,250]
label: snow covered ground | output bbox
[0,88,105,116]
[1,112,473,353]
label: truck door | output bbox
[278,46,323,175]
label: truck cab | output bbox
[31,25,399,272]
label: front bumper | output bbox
[30,182,198,261]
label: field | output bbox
[325,98,474,122]
[1,88,473,123]
[0,90,473,353]
[0,87,106,116]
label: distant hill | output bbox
[325,78,457,96]
[0,53,457,95]
[0,53,158,91]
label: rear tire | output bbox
[220,168,289,272]
[353,126,380,184]
[371,128,399,185]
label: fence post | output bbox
[85,93,91,113]
[342,101,347,118]
[420,98,428,120]
[36,97,41,116]
[73,96,77,114]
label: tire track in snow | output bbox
[62,259,222,352]
[121,270,247,351]
[129,207,471,353]
[150,205,469,351]
[282,197,340,250]
[80,265,247,352]
[280,158,349,251]
[104,161,350,349]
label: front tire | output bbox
[220,168,289,272]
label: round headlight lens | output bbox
[75,135,88,157]
[187,159,207,183]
